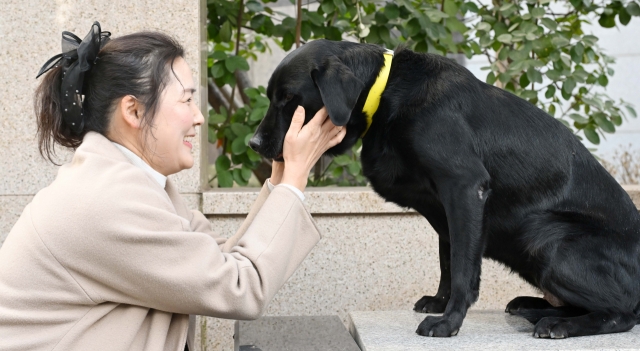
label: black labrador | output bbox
[249,39,640,339]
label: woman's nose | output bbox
[194,106,205,126]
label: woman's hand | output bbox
[280,106,347,192]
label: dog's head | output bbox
[249,40,383,160]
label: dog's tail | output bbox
[511,306,587,324]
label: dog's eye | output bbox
[285,93,294,101]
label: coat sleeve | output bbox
[33,174,321,320]
[188,182,272,253]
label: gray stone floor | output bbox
[348,310,640,351]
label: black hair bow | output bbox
[36,21,111,133]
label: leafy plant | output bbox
[207,0,638,187]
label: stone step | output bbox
[348,310,640,351]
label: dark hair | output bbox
[34,31,185,164]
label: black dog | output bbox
[249,39,640,339]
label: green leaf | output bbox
[209,112,226,125]
[347,162,361,176]
[332,166,344,178]
[583,126,600,144]
[498,47,510,61]
[443,0,458,16]
[486,72,497,85]
[498,72,511,84]
[545,85,556,99]
[225,56,250,72]
[215,155,231,173]
[241,165,253,181]
[470,41,481,54]
[246,0,264,12]
[598,74,609,87]
[530,7,545,18]
[321,0,334,13]
[611,114,622,126]
[244,133,253,146]
[599,13,616,28]
[219,21,232,42]
[334,155,352,166]
[551,35,570,47]
[210,51,227,60]
[476,22,491,31]
[593,113,615,133]
[232,169,248,186]
[217,169,233,187]
[627,2,640,16]
[570,43,584,63]
[249,106,267,121]
[463,2,479,13]
[626,105,637,118]
[520,74,531,88]
[546,70,562,81]
[210,62,225,78]
[540,18,558,31]
[231,137,247,155]
[569,113,589,124]
[385,3,400,19]
[497,34,513,44]
[230,123,251,137]
[247,148,262,162]
[620,8,632,25]
[282,32,294,51]
[582,35,599,47]
[563,77,576,94]
[527,68,543,84]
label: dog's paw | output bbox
[416,316,460,337]
[414,295,448,314]
[533,317,568,339]
[505,296,551,314]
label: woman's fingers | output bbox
[286,106,306,138]
[327,126,347,149]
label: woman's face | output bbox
[145,57,204,176]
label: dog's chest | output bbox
[361,144,438,209]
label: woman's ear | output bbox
[118,95,143,129]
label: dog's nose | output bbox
[248,135,261,151]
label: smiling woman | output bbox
[0,22,344,351]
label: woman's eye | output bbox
[186,98,192,103]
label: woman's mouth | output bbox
[183,136,194,149]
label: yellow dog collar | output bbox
[361,50,394,137]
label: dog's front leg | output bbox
[416,177,488,337]
[414,236,450,313]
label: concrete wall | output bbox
[0,0,208,245]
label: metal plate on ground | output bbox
[235,315,361,351]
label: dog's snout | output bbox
[249,135,262,152]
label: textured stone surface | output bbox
[0,196,33,245]
[203,185,640,215]
[203,187,415,215]
[348,310,640,351]
[0,0,206,195]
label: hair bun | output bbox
[36,21,111,134]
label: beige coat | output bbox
[0,132,321,351]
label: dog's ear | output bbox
[311,56,364,126]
